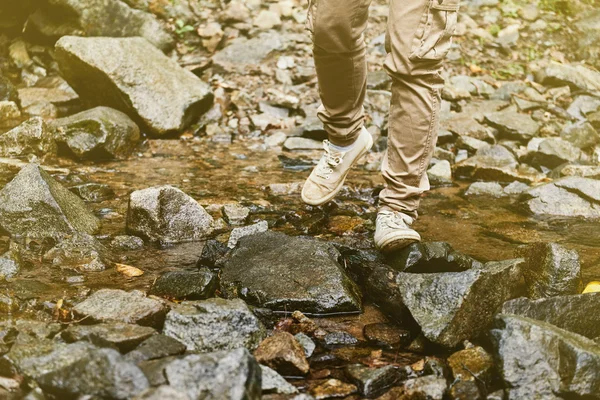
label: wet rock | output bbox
[61,322,156,352]
[124,334,187,364]
[73,289,167,328]
[520,242,583,299]
[164,348,261,400]
[49,106,141,160]
[163,298,266,352]
[70,182,115,202]
[465,182,506,197]
[345,364,402,398]
[364,323,411,349]
[254,331,309,376]
[387,242,481,274]
[0,164,100,240]
[220,231,362,314]
[197,239,228,267]
[55,36,213,136]
[521,178,600,218]
[213,31,286,74]
[492,314,600,400]
[525,137,583,169]
[223,203,250,225]
[0,117,56,158]
[134,386,190,400]
[536,62,600,96]
[399,376,447,400]
[149,268,216,300]
[227,220,269,248]
[12,319,62,340]
[396,259,524,347]
[448,380,483,400]
[323,331,359,347]
[127,185,213,244]
[28,0,173,51]
[261,365,299,394]
[111,235,144,251]
[561,121,600,150]
[295,333,316,358]
[484,107,539,141]
[447,346,494,386]
[0,244,21,280]
[43,232,113,272]
[310,379,357,399]
[501,293,600,339]
[19,341,149,399]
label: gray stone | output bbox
[519,242,583,299]
[70,182,115,202]
[55,36,213,136]
[561,121,600,150]
[227,220,269,248]
[43,232,113,272]
[387,241,482,274]
[536,62,600,96]
[111,235,144,251]
[501,293,600,339]
[0,164,100,240]
[503,181,529,195]
[295,333,316,358]
[61,322,156,352]
[73,289,167,328]
[555,176,600,203]
[345,364,402,398]
[28,0,173,51]
[560,165,600,179]
[0,117,56,158]
[323,331,359,347]
[396,259,524,347]
[255,331,309,376]
[465,182,506,197]
[220,231,362,314]
[443,114,495,142]
[525,137,582,169]
[522,180,600,218]
[134,386,190,400]
[427,160,452,186]
[163,298,266,352]
[126,185,213,244]
[149,268,217,300]
[567,95,600,120]
[18,341,149,399]
[401,376,447,400]
[484,107,539,141]
[164,348,261,400]
[492,314,600,400]
[0,244,21,280]
[213,32,286,74]
[261,365,299,394]
[124,334,187,364]
[49,106,141,160]
[283,137,323,150]
[223,203,250,225]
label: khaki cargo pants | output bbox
[306,0,459,217]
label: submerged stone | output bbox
[43,232,113,272]
[55,36,213,136]
[220,231,362,314]
[70,182,116,202]
[163,298,266,352]
[0,164,100,240]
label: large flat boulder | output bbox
[521,178,600,218]
[27,0,174,51]
[396,259,524,348]
[492,314,600,400]
[55,36,213,136]
[220,231,362,314]
[0,164,100,240]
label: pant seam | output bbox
[413,86,437,187]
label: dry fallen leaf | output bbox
[116,263,144,277]
[583,281,600,294]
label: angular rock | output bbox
[223,203,250,225]
[61,322,156,352]
[501,293,600,339]
[519,242,583,299]
[55,36,213,136]
[465,182,506,197]
[220,231,362,314]
[396,259,524,347]
[69,182,115,203]
[345,364,402,398]
[554,176,600,203]
[164,348,261,400]
[387,242,481,274]
[454,145,540,183]
[28,0,174,51]
[227,220,269,248]
[295,333,316,358]
[18,341,149,399]
[43,232,113,272]
[0,164,100,240]
[149,268,216,300]
[0,244,21,280]
[484,108,539,141]
[560,165,600,179]
[125,334,187,364]
[323,331,359,347]
[197,239,228,267]
[134,386,190,400]
[213,32,285,74]
[536,62,600,96]
[525,137,583,169]
[261,365,299,394]
[310,379,357,399]
[363,323,411,349]
[127,185,213,243]
[49,106,141,160]
[427,160,453,186]
[73,289,167,328]
[561,121,600,150]
[0,117,56,158]
[447,346,494,385]
[400,376,447,400]
[492,314,600,400]
[254,331,309,376]
[111,235,144,251]
[163,298,266,352]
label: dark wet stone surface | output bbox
[149,268,216,300]
[124,334,187,364]
[43,232,113,272]
[61,322,156,352]
[345,364,402,398]
[386,242,482,273]
[220,231,362,315]
[69,182,116,202]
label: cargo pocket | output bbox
[409,0,460,61]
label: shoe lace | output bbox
[315,140,345,180]
[377,211,414,229]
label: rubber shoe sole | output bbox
[376,230,421,253]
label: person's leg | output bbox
[375,0,459,250]
[302,0,374,206]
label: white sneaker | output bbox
[374,210,421,252]
[301,127,373,206]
